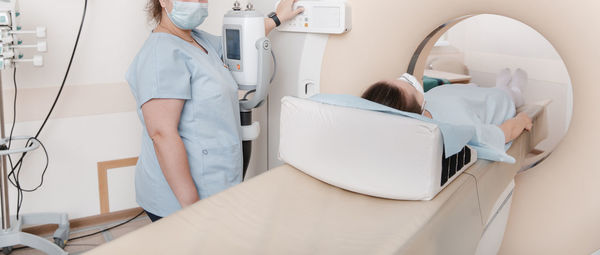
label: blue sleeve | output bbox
[130,39,192,108]
[469,124,516,163]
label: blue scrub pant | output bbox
[145,210,162,222]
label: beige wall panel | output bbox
[320,0,600,253]
[2,83,136,123]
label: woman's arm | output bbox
[265,0,304,35]
[142,99,199,208]
[500,112,533,143]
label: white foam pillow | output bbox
[279,96,476,200]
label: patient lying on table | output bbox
[362,68,533,159]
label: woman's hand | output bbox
[265,0,305,35]
[516,112,533,131]
[276,0,305,23]
[500,112,533,143]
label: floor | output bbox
[9,214,152,255]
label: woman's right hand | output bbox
[516,112,533,131]
[276,0,305,23]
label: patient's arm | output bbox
[500,112,533,143]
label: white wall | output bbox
[443,14,573,152]
[0,0,275,219]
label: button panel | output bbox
[276,1,351,34]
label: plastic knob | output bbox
[233,1,241,11]
[37,41,47,52]
[36,27,46,38]
[33,55,43,67]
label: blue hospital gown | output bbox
[424,84,517,163]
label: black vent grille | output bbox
[440,146,473,186]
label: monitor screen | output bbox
[226,29,241,60]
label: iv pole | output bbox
[0,72,11,231]
[0,2,70,251]
[0,73,70,255]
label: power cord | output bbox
[67,210,145,242]
[3,0,88,220]
[0,0,144,248]
[240,50,277,100]
[8,210,145,252]
[5,68,50,219]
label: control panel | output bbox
[276,1,351,34]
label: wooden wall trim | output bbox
[97,157,139,214]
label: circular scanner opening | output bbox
[409,14,572,168]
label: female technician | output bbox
[126,0,303,222]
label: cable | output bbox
[5,68,50,220]
[13,138,49,192]
[35,0,88,139]
[65,243,99,247]
[2,0,140,242]
[270,50,277,83]
[7,67,17,150]
[5,67,18,189]
[242,89,256,100]
[241,50,277,101]
[6,137,49,219]
[10,0,88,174]
[7,210,144,252]
[2,0,88,220]
[68,210,145,242]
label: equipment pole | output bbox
[0,73,12,230]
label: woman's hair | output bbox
[361,81,423,114]
[147,0,163,24]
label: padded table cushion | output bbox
[86,105,547,255]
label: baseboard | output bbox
[23,207,145,237]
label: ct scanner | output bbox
[87,0,600,254]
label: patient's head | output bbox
[361,80,424,114]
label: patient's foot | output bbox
[510,86,525,108]
[496,68,512,88]
[511,68,528,89]
[508,69,527,107]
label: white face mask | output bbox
[397,73,426,114]
[167,1,209,30]
[398,73,424,95]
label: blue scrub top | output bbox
[126,29,243,217]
